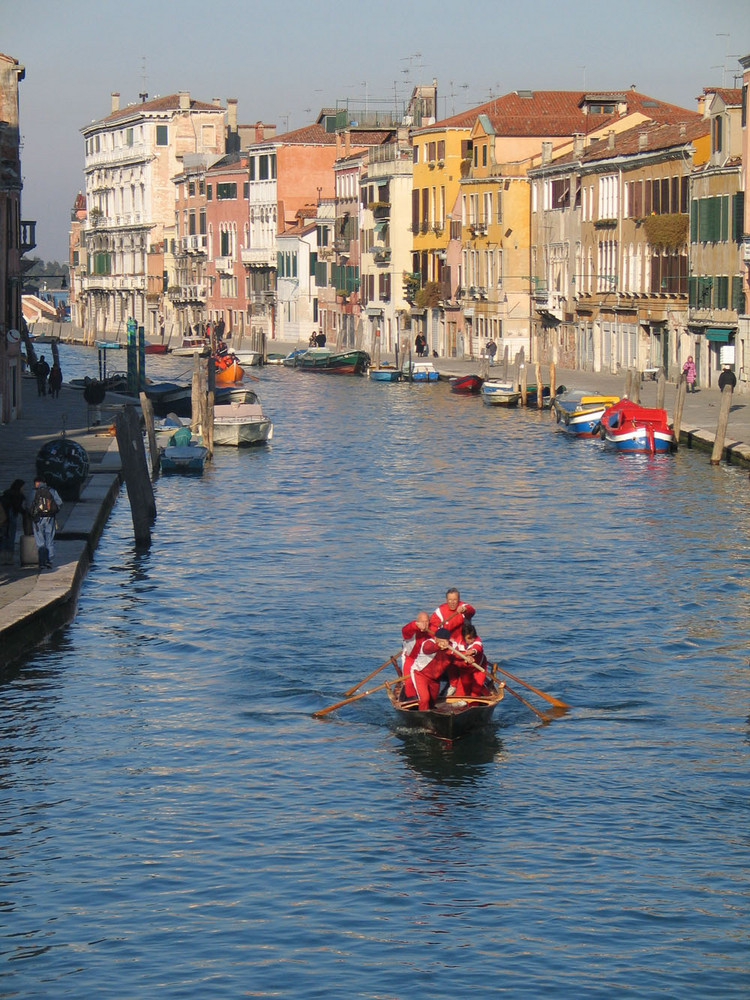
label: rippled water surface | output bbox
[1,350,749,998]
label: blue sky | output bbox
[3,0,749,260]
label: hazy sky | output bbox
[4,0,749,261]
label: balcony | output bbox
[214,256,234,274]
[182,234,207,254]
[81,273,147,292]
[168,283,206,302]
[373,247,391,264]
[241,246,274,268]
[20,220,36,254]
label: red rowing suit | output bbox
[401,621,449,710]
[451,636,489,697]
[429,601,475,644]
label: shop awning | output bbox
[704,327,734,342]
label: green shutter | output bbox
[690,201,698,242]
[733,192,745,241]
[731,275,745,312]
[720,196,729,242]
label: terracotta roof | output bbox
[550,117,709,167]
[702,87,743,105]
[96,94,223,126]
[418,89,697,136]
[256,123,395,148]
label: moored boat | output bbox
[553,391,621,437]
[144,341,170,355]
[598,398,674,454]
[213,390,273,447]
[402,360,439,382]
[449,373,484,395]
[386,676,505,740]
[369,364,401,382]
[160,426,208,475]
[481,379,521,407]
[290,347,370,375]
[143,381,192,417]
[230,349,262,367]
[172,337,210,357]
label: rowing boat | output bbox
[386,676,505,740]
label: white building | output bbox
[75,91,226,341]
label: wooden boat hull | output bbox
[143,382,192,417]
[599,399,674,454]
[144,343,169,355]
[214,357,244,385]
[450,374,484,395]
[293,349,370,375]
[369,367,401,382]
[387,678,504,740]
[482,381,520,406]
[161,444,207,475]
[553,394,620,437]
[402,362,439,382]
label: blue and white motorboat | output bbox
[553,391,621,437]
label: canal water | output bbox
[1,348,749,998]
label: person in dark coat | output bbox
[718,366,737,391]
[48,362,63,398]
[0,479,27,564]
[35,355,50,396]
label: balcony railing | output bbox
[241,247,274,267]
[182,234,207,254]
[214,256,234,273]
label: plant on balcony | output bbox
[643,213,689,250]
[368,201,391,212]
[403,271,421,303]
[89,207,104,227]
[415,281,441,309]
[593,218,617,229]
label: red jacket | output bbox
[429,601,476,643]
[401,621,445,675]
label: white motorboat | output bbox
[172,337,210,357]
[213,390,273,447]
[230,349,262,367]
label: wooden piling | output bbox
[672,375,686,445]
[549,362,556,402]
[630,369,641,404]
[520,365,528,407]
[710,384,734,465]
[656,371,666,410]
[624,368,633,399]
[503,345,509,380]
[191,353,203,436]
[139,391,160,475]
[115,404,156,546]
[535,363,543,408]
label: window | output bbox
[156,125,168,146]
[217,183,237,200]
[188,181,195,197]
[220,230,231,256]
[125,128,133,147]
[243,182,249,199]
[482,144,487,167]
[712,116,723,155]
[412,144,419,164]
[437,140,445,161]
[206,184,212,201]
[259,155,269,180]
[428,141,436,162]
[189,212,196,236]
[200,210,206,235]
[249,158,255,180]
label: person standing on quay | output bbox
[48,362,63,398]
[30,476,62,570]
[35,354,50,396]
[0,479,27,565]
[682,355,697,392]
[718,365,737,391]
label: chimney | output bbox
[638,132,648,151]
[111,92,120,114]
[608,130,615,150]
[541,141,553,164]
[680,123,687,138]
[573,133,584,158]
[213,97,221,108]
[227,98,238,132]
[179,91,190,111]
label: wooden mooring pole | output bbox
[710,384,734,466]
[535,362,543,409]
[656,371,666,410]
[672,375,687,446]
[139,391,160,475]
[630,369,641,404]
[115,404,156,547]
[549,361,557,403]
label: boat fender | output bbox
[598,423,606,439]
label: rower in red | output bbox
[429,587,475,643]
[449,621,490,698]
[400,611,451,710]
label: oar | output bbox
[313,678,399,718]
[344,655,400,697]
[503,683,550,723]
[494,665,570,709]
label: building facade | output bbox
[74,91,226,341]
[0,52,33,423]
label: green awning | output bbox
[704,328,734,342]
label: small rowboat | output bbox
[482,379,521,407]
[553,391,621,437]
[369,365,401,382]
[214,354,244,385]
[449,373,484,395]
[598,398,674,454]
[386,676,505,740]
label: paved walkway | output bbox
[1,356,747,667]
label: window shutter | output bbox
[732,192,744,241]
[690,202,698,242]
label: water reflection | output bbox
[390,727,505,786]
